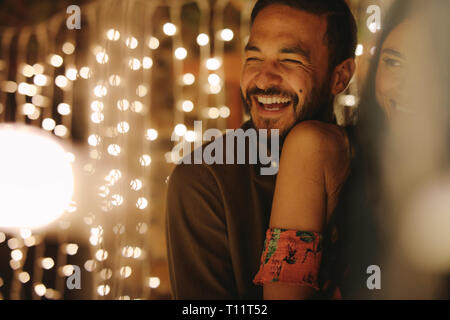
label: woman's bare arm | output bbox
[263,120,350,300]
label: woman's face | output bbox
[375,20,415,119]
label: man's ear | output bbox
[330,58,356,96]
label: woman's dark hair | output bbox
[357,0,418,181]
[333,0,419,298]
[250,0,357,72]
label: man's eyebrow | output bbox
[382,48,405,59]
[280,45,311,61]
[244,43,260,52]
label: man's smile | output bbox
[251,95,295,117]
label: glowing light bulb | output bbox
[355,44,364,56]
[136,84,148,97]
[139,154,151,167]
[131,101,144,113]
[90,111,104,124]
[208,107,220,119]
[41,257,55,269]
[136,197,148,209]
[34,284,46,296]
[54,125,68,138]
[197,33,209,46]
[148,277,160,288]
[109,74,121,86]
[219,106,231,118]
[57,103,71,115]
[146,129,158,141]
[55,75,69,88]
[182,73,195,85]
[130,178,143,191]
[206,58,221,70]
[117,121,130,134]
[0,124,73,229]
[148,36,160,49]
[22,103,36,116]
[33,74,48,86]
[93,85,107,97]
[48,54,63,67]
[79,67,91,79]
[91,101,104,112]
[65,67,77,81]
[181,100,194,112]
[208,74,221,86]
[220,28,234,41]
[174,124,187,136]
[62,42,75,55]
[125,36,138,49]
[120,266,132,278]
[128,58,141,70]
[117,99,129,111]
[174,47,187,60]
[142,57,153,69]
[33,63,44,75]
[163,23,177,36]
[96,51,109,64]
[42,118,56,131]
[88,134,101,146]
[106,28,120,41]
[21,64,34,77]
[108,144,121,156]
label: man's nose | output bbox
[254,63,282,90]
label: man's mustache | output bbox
[245,87,299,108]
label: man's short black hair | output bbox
[251,0,357,71]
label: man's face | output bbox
[241,4,333,137]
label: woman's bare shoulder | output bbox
[283,120,349,157]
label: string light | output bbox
[142,57,153,69]
[65,67,78,80]
[79,66,91,79]
[48,54,63,67]
[174,124,187,136]
[34,74,49,86]
[163,22,177,36]
[219,28,234,41]
[181,73,195,85]
[136,197,148,210]
[181,100,194,112]
[62,42,76,55]
[206,57,221,70]
[55,75,69,88]
[125,36,138,49]
[57,103,71,115]
[139,154,151,167]
[96,51,109,64]
[145,129,158,141]
[174,47,187,60]
[106,28,120,41]
[109,74,121,86]
[21,64,34,77]
[32,63,45,74]
[208,74,221,86]
[196,33,209,46]
[116,99,129,111]
[148,36,160,49]
[41,257,55,269]
[148,277,160,288]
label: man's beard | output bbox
[241,82,334,138]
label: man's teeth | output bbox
[257,96,291,105]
